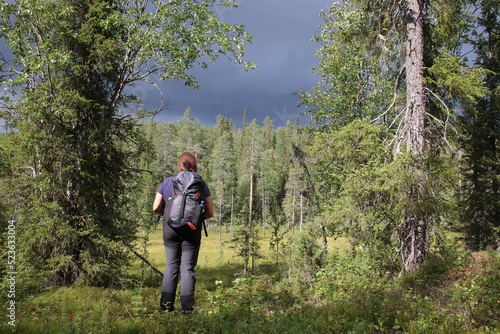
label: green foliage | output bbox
[268,211,287,275]
[310,120,460,274]
[458,0,500,251]
[299,3,399,130]
[0,0,255,290]
[288,226,327,286]
[5,244,500,334]
[311,120,389,238]
[0,2,497,331]
[207,114,237,234]
[448,252,500,329]
[426,54,489,104]
[153,121,180,176]
[230,220,262,276]
[1,230,499,333]
[301,0,495,271]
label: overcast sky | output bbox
[147,0,333,128]
[0,1,333,130]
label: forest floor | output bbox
[2,227,499,334]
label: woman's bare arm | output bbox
[152,192,164,214]
[203,196,214,219]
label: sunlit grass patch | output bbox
[142,224,350,273]
[129,224,350,292]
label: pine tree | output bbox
[176,108,205,157]
[258,116,277,235]
[232,118,262,275]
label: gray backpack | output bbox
[163,171,207,235]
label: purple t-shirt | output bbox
[157,176,211,200]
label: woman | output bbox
[153,152,213,312]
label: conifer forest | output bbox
[0,1,499,333]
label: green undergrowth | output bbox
[2,230,499,333]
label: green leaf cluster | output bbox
[0,0,255,289]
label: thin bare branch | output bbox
[371,63,405,124]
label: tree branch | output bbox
[371,63,405,124]
[424,87,456,151]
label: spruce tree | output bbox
[208,115,237,241]
[301,0,487,271]
[459,0,500,250]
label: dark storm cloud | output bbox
[0,1,333,129]
[154,0,333,127]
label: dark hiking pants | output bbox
[160,224,201,312]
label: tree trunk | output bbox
[261,163,266,235]
[249,139,254,272]
[404,0,425,155]
[219,178,223,243]
[291,183,296,235]
[400,0,427,272]
[401,215,427,272]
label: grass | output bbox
[137,224,351,288]
[2,226,499,333]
